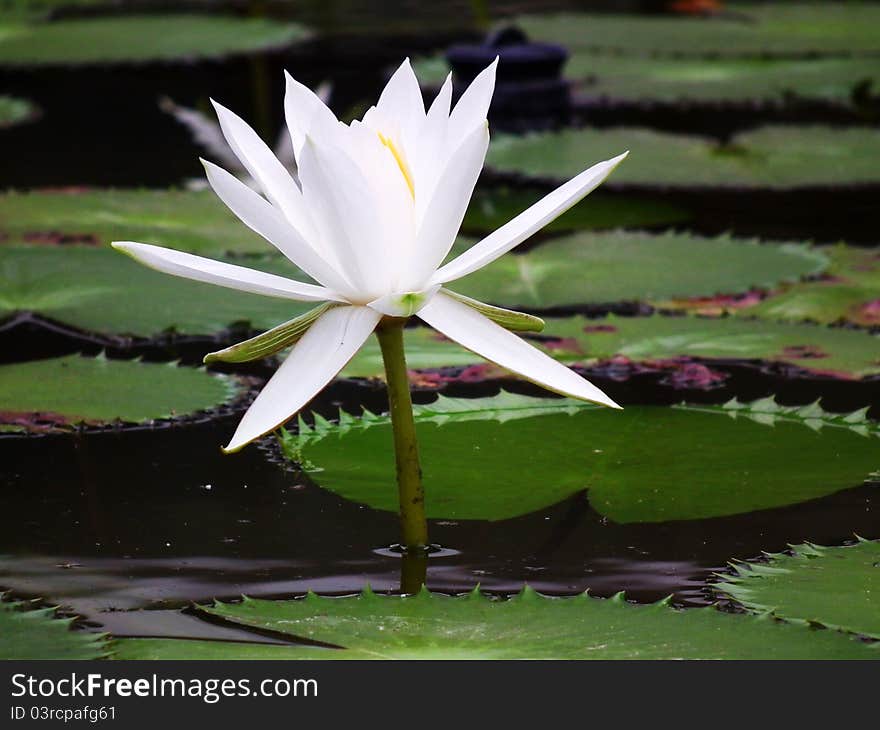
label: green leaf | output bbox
[0,354,241,432]
[204,303,338,364]
[281,392,880,523]
[112,589,877,660]
[514,5,880,57]
[343,314,880,380]
[442,290,544,333]
[744,245,880,326]
[0,15,309,66]
[462,188,693,235]
[716,539,880,640]
[0,189,270,255]
[449,231,826,309]
[416,54,880,108]
[0,597,108,659]
[0,246,313,337]
[487,126,880,189]
[0,94,36,129]
[0,188,691,253]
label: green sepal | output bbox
[443,289,544,333]
[204,302,337,364]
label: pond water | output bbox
[2,373,878,640]
[1,2,879,649]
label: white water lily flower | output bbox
[114,59,627,453]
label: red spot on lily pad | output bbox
[582,324,617,334]
[541,337,584,354]
[855,299,880,325]
[667,291,764,316]
[780,344,829,360]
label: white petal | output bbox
[410,73,453,222]
[400,121,489,290]
[448,58,497,151]
[201,159,353,296]
[224,305,381,452]
[418,291,620,408]
[433,151,628,284]
[297,137,390,297]
[111,241,342,302]
[284,70,340,163]
[210,99,315,239]
[377,58,425,146]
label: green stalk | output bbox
[375,318,428,558]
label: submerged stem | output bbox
[375,318,428,560]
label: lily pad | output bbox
[0,354,241,433]
[745,245,880,326]
[0,597,108,659]
[281,392,880,523]
[486,126,880,189]
[514,5,880,58]
[0,189,268,255]
[463,188,692,235]
[0,246,312,337]
[715,539,880,640]
[0,15,309,67]
[416,54,880,108]
[0,95,36,129]
[450,232,826,309]
[113,588,876,660]
[343,314,880,380]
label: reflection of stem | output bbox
[399,549,428,595]
[375,319,427,554]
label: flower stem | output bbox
[376,318,428,555]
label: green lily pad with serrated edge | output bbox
[0,597,108,659]
[415,53,880,107]
[462,188,692,235]
[487,126,880,189]
[0,95,36,129]
[0,354,241,433]
[0,189,268,255]
[280,392,880,523]
[0,246,313,337]
[715,539,880,640]
[343,314,880,380]
[514,5,880,58]
[450,231,826,309]
[0,188,689,254]
[743,245,880,326]
[0,15,309,67]
[111,588,877,660]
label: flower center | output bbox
[378,131,415,199]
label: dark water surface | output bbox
[2,375,878,638]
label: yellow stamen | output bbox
[378,131,415,199]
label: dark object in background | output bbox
[446,26,570,129]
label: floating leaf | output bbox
[716,539,880,640]
[744,245,880,326]
[0,15,309,66]
[487,126,880,188]
[450,232,826,309]
[514,5,880,57]
[462,188,692,235]
[0,246,312,337]
[343,314,880,380]
[0,597,108,659]
[0,354,241,433]
[0,95,36,129]
[416,54,880,107]
[281,392,880,523]
[113,589,876,660]
[0,189,268,255]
